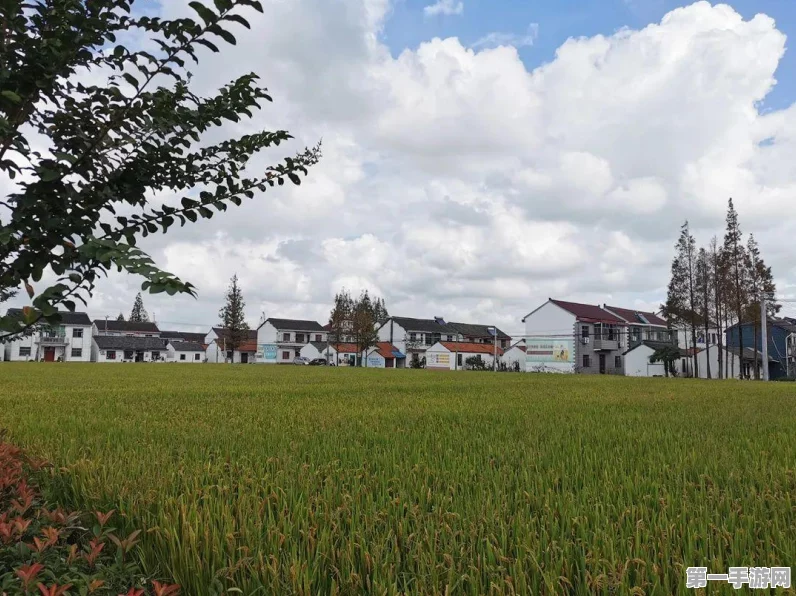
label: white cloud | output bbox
[471,23,539,49]
[423,0,463,17]
[6,0,796,337]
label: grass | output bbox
[0,363,794,595]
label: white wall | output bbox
[624,345,664,377]
[93,345,159,363]
[167,343,204,363]
[4,324,92,362]
[523,301,577,373]
[426,344,497,370]
[697,345,742,379]
[502,346,525,370]
[204,341,254,363]
[377,320,408,358]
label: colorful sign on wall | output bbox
[262,344,277,361]
[367,356,382,368]
[525,338,574,363]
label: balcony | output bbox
[592,338,619,351]
[38,334,68,345]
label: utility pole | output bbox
[761,294,769,381]
[492,326,497,372]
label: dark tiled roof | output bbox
[447,322,510,340]
[93,336,167,350]
[549,299,626,324]
[725,346,777,362]
[6,308,92,326]
[309,341,330,352]
[211,327,257,341]
[624,341,685,356]
[726,318,796,333]
[604,305,667,327]
[170,341,205,352]
[93,320,160,333]
[389,316,458,334]
[262,318,325,332]
[161,331,206,343]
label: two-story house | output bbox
[521,299,628,374]
[446,322,511,350]
[721,318,796,379]
[257,318,327,364]
[4,309,93,362]
[92,319,160,337]
[205,327,258,363]
[376,317,461,367]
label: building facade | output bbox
[91,336,168,362]
[4,310,93,362]
[377,317,461,367]
[257,319,327,364]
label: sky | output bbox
[7,0,796,336]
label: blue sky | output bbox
[383,0,795,109]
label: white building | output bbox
[256,318,327,364]
[623,341,686,377]
[93,319,160,337]
[377,317,461,367]
[695,345,774,380]
[363,342,406,368]
[167,341,205,363]
[425,341,502,370]
[4,309,93,362]
[205,327,258,363]
[501,341,526,371]
[91,336,168,362]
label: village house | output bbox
[425,341,503,370]
[721,318,796,379]
[501,341,526,370]
[376,317,461,367]
[91,336,168,363]
[522,299,629,374]
[92,319,160,337]
[623,341,686,377]
[446,322,511,349]
[300,341,360,365]
[4,309,93,362]
[256,318,327,364]
[160,331,206,344]
[166,341,206,363]
[363,342,406,368]
[205,327,258,363]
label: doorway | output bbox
[44,347,55,362]
[135,351,144,362]
[598,353,606,374]
[241,353,249,364]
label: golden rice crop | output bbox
[0,363,794,595]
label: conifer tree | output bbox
[129,293,149,323]
[218,274,249,357]
[116,312,125,322]
[665,221,699,376]
[723,199,748,377]
[695,247,712,378]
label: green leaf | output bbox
[196,39,220,53]
[209,24,236,45]
[1,90,21,103]
[52,151,78,164]
[188,1,217,24]
[225,14,251,29]
[123,73,139,88]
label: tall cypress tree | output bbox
[708,237,724,379]
[745,234,779,378]
[328,290,354,356]
[723,199,748,378]
[116,312,125,322]
[218,274,249,357]
[129,293,149,323]
[695,247,712,379]
[665,221,699,376]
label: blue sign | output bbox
[262,344,277,360]
[367,356,382,368]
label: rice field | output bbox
[0,363,794,595]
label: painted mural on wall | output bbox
[526,338,574,364]
[262,344,277,361]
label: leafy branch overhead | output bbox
[0,0,321,339]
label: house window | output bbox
[73,328,83,338]
[296,333,305,343]
[607,327,616,341]
[581,325,589,338]
[409,332,417,342]
[71,348,82,358]
[615,356,621,369]
[425,334,433,346]
[19,347,31,357]
[594,323,602,339]
[711,333,717,344]
[124,350,134,360]
[180,354,186,361]
[194,353,201,361]
[282,333,291,342]
[282,351,290,360]
[447,335,453,341]
[152,351,160,360]
[457,353,463,367]
[582,354,590,368]
[106,350,116,360]
[315,334,322,342]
